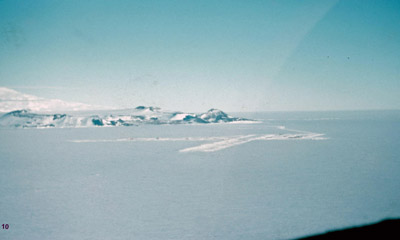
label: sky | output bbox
[0,0,399,112]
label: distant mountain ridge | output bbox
[0,107,255,128]
[0,87,111,112]
[0,87,256,128]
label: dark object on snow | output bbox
[295,219,400,240]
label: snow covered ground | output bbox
[1,92,400,240]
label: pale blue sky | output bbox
[0,0,399,112]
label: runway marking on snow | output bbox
[70,126,327,152]
[179,134,257,152]
[69,136,234,143]
[179,132,326,152]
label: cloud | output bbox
[0,87,112,112]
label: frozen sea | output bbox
[1,110,400,240]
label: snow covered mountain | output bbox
[0,87,255,128]
[0,108,254,128]
[0,87,110,113]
